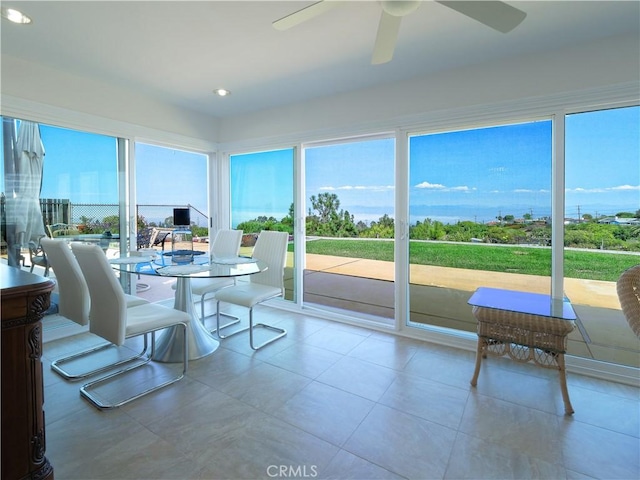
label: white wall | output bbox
[1,55,219,149]
[218,33,640,147]
[1,33,638,148]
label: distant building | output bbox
[598,216,634,225]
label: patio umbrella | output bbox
[8,120,46,249]
[2,117,20,266]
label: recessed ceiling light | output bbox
[1,7,32,24]
[213,89,231,97]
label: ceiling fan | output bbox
[273,1,527,65]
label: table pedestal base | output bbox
[152,277,219,362]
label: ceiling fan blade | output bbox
[436,1,526,33]
[372,11,402,65]
[273,1,344,31]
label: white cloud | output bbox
[319,185,394,192]
[611,184,640,191]
[415,181,445,189]
[414,182,473,193]
[566,185,639,193]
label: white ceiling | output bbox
[1,1,639,119]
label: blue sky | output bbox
[3,106,638,226]
[565,107,640,217]
[306,138,395,222]
[135,143,208,207]
[408,120,553,223]
[231,149,294,226]
[39,125,119,203]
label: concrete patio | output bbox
[35,247,639,369]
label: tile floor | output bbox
[43,304,639,480]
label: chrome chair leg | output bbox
[215,300,249,339]
[202,293,240,333]
[214,300,286,350]
[51,335,152,381]
[248,307,287,350]
[80,323,188,410]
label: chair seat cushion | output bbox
[125,303,190,339]
[32,255,48,266]
[215,283,282,308]
[125,294,149,307]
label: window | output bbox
[230,148,295,301]
[564,106,640,368]
[304,137,395,323]
[408,121,553,332]
[2,117,123,266]
[135,143,209,233]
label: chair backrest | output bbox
[211,229,243,258]
[40,238,90,326]
[149,227,172,249]
[136,227,153,249]
[617,264,640,338]
[70,242,128,345]
[250,231,288,293]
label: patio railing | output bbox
[27,201,208,233]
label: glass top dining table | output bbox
[110,252,267,362]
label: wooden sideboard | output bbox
[1,264,55,480]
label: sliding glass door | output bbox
[2,116,124,268]
[229,148,295,302]
[303,136,395,324]
[564,106,640,367]
[222,105,639,372]
[407,121,553,334]
[135,143,209,237]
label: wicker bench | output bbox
[468,287,576,415]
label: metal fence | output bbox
[135,204,208,229]
[35,201,208,233]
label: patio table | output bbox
[468,287,577,414]
[110,253,266,362]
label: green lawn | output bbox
[298,239,639,282]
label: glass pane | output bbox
[304,137,395,323]
[135,143,208,233]
[408,121,552,333]
[565,106,640,368]
[135,143,209,301]
[2,117,121,269]
[230,149,294,301]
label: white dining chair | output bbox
[213,230,288,350]
[171,229,243,327]
[42,238,150,381]
[70,242,191,409]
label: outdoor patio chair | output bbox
[42,238,150,381]
[28,237,50,276]
[149,227,172,250]
[213,230,288,350]
[70,242,190,409]
[136,227,153,250]
[617,264,640,338]
[172,229,243,325]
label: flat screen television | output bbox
[173,208,190,227]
